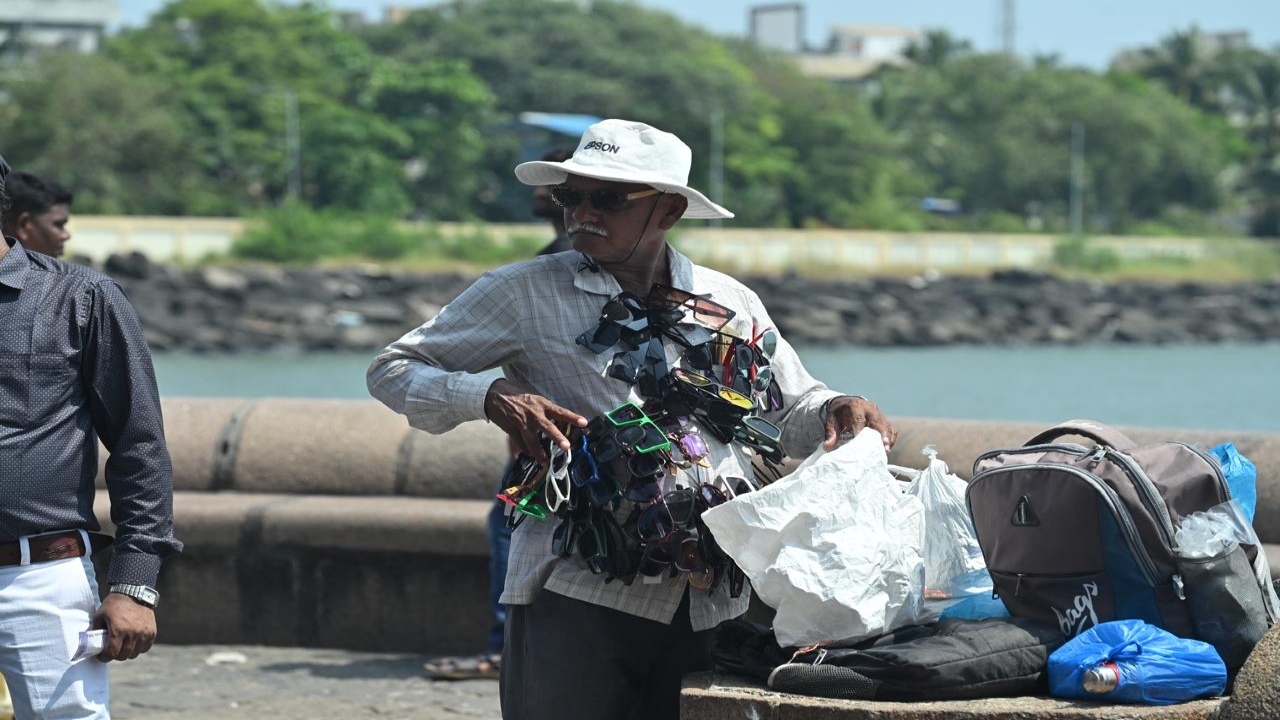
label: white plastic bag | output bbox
[701,430,925,647]
[897,445,992,598]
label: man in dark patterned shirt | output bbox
[0,156,182,718]
[0,172,74,258]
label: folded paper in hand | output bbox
[701,429,925,647]
[73,629,105,662]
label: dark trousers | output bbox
[501,589,714,720]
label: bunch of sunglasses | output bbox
[623,480,750,596]
[496,428,617,529]
[495,405,679,530]
[576,285,787,469]
[576,284,738,398]
[495,403,752,593]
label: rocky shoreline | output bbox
[97,253,1280,353]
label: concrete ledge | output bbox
[86,399,1280,661]
[93,491,494,652]
[681,673,1224,719]
[97,397,513,498]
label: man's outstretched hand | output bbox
[484,378,587,463]
[822,396,897,453]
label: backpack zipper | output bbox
[1174,442,1233,502]
[1085,446,1106,469]
[1103,450,1180,552]
[974,443,1089,467]
[971,463,1162,588]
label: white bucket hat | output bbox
[514,118,733,219]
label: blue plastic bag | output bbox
[1048,620,1226,705]
[1209,443,1257,523]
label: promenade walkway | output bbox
[109,644,500,720]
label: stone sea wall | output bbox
[97,253,1280,353]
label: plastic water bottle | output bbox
[1081,663,1121,694]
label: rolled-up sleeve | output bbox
[83,280,182,587]
[367,270,523,434]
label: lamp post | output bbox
[283,87,301,200]
[1070,121,1085,236]
[709,106,725,228]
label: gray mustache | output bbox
[568,223,609,238]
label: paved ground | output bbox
[107,644,501,720]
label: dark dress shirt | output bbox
[0,238,181,587]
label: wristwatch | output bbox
[110,583,160,609]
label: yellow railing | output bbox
[66,215,1228,271]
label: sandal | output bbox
[422,652,502,681]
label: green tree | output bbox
[1118,28,1225,112]
[1220,48,1280,236]
[876,54,1237,232]
[731,42,923,228]
[0,52,204,214]
[902,30,972,68]
[362,0,770,220]
[107,0,493,217]
[362,0,917,227]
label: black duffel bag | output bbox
[767,617,1066,701]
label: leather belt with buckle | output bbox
[0,530,107,567]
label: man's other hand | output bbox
[484,378,588,463]
[822,396,898,453]
[94,592,157,661]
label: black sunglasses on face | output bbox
[550,185,662,213]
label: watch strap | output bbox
[110,583,160,608]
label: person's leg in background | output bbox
[0,556,109,719]
[486,492,512,655]
[422,473,512,680]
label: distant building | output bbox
[790,24,919,83]
[748,5,920,83]
[1111,29,1251,71]
[382,5,414,25]
[749,3,805,55]
[1199,30,1250,56]
[824,24,922,62]
[337,11,368,31]
[0,0,119,56]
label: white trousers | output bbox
[0,554,109,719]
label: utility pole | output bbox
[1070,121,1086,237]
[283,87,302,200]
[709,106,725,228]
[1000,0,1016,57]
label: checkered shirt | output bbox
[367,245,838,631]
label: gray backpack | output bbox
[966,420,1276,669]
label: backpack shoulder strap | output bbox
[1023,420,1138,450]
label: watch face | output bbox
[114,585,159,607]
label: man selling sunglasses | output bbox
[367,119,896,720]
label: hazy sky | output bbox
[117,0,1279,69]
